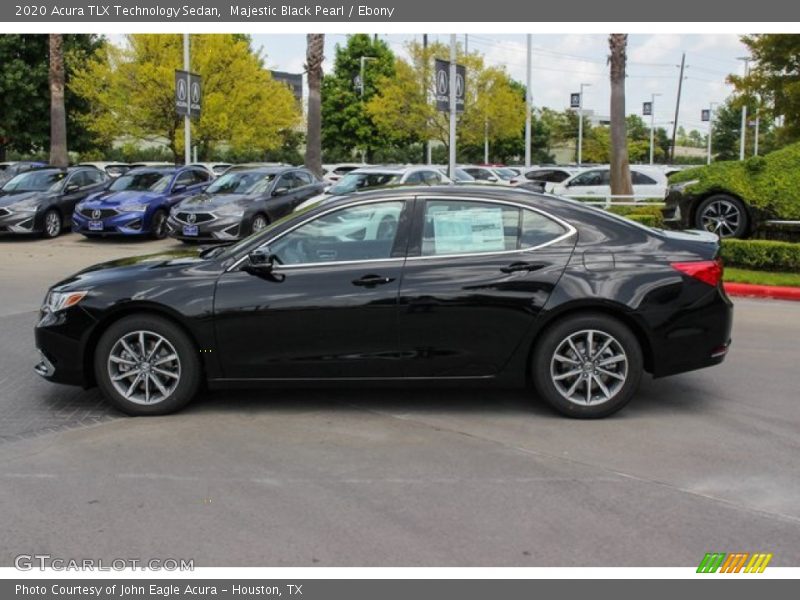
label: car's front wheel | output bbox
[95,314,201,415]
[149,209,168,240]
[41,209,62,238]
[251,213,269,234]
[532,313,642,418]
[695,194,749,239]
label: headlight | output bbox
[118,203,148,212]
[669,179,699,193]
[7,197,40,212]
[43,290,88,313]
[216,204,245,217]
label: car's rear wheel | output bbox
[695,194,749,239]
[251,213,268,234]
[41,209,62,238]
[95,314,201,416]
[149,209,168,240]
[532,313,642,418]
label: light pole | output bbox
[706,102,717,165]
[359,56,377,98]
[448,35,457,180]
[525,34,532,168]
[577,82,591,166]
[738,56,750,161]
[183,33,190,166]
[649,93,662,165]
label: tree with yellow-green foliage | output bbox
[366,41,525,153]
[70,34,300,162]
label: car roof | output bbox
[126,166,178,174]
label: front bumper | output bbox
[0,207,40,234]
[34,306,97,387]
[167,213,244,241]
[72,209,148,236]
[661,190,693,229]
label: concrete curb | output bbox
[724,282,800,301]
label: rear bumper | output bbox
[648,284,733,378]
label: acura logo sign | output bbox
[187,213,196,224]
[92,209,101,220]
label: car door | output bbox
[169,169,203,207]
[58,171,94,220]
[560,169,606,198]
[630,170,665,200]
[267,173,302,218]
[292,170,322,204]
[397,197,577,378]
[214,198,412,379]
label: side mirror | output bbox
[487,176,498,182]
[243,247,284,281]
[273,186,290,196]
[65,183,80,193]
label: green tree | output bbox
[366,40,525,156]
[734,34,800,145]
[71,34,300,162]
[321,34,395,162]
[0,34,104,160]
[709,96,773,161]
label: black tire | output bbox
[531,313,643,419]
[251,213,269,235]
[149,209,168,240]
[41,209,62,238]
[694,194,749,239]
[94,314,201,416]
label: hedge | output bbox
[669,142,800,220]
[720,239,800,272]
[608,204,664,228]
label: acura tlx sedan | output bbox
[34,186,733,418]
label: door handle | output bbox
[352,274,396,287]
[500,262,545,274]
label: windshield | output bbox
[109,171,173,192]
[1,170,66,192]
[206,171,276,195]
[329,172,403,195]
[493,168,517,180]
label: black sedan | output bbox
[34,186,732,418]
[167,166,324,242]
[0,167,108,237]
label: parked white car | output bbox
[547,167,668,201]
[189,162,233,177]
[322,163,367,185]
[77,161,131,178]
[460,165,518,185]
[510,166,583,190]
[295,165,452,212]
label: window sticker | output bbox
[432,207,505,254]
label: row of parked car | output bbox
[2,156,788,241]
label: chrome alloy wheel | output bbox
[44,211,61,237]
[252,215,268,232]
[107,330,181,405]
[549,329,628,406]
[699,199,742,238]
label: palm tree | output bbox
[608,34,633,198]
[305,34,325,178]
[49,34,68,167]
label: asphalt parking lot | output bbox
[0,233,799,567]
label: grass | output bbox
[724,267,800,288]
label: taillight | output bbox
[671,258,724,287]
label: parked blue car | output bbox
[72,166,211,239]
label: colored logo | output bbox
[697,552,772,573]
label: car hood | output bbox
[81,190,164,207]
[0,190,51,207]
[51,248,215,292]
[175,192,255,212]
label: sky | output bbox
[249,33,748,135]
[109,32,749,135]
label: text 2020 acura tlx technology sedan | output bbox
[34,186,733,418]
